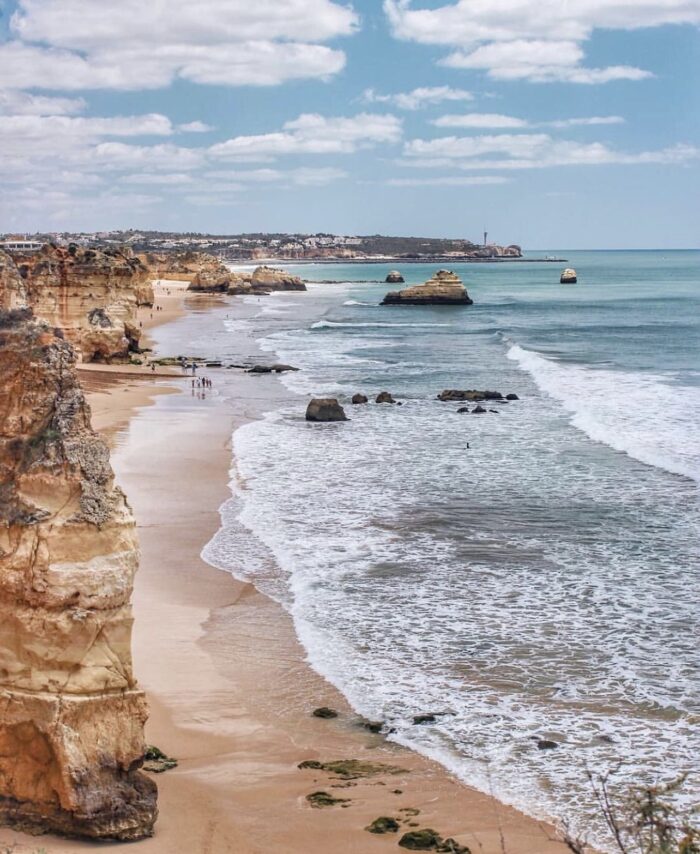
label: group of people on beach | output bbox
[192,377,213,389]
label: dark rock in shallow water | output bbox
[489,409,499,414]
[366,816,400,834]
[306,791,350,808]
[312,707,338,719]
[437,389,503,402]
[505,393,519,400]
[359,719,384,733]
[247,363,299,373]
[472,405,487,414]
[352,393,369,404]
[537,739,559,750]
[560,268,577,284]
[376,391,396,404]
[305,398,348,422]
[456,407,470,414]
[413,714,437,725]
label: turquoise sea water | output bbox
[203,251,700,846]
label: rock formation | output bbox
[0,251,28,311]
[305,398,348,422]
[376,391,396,404]
[0,311,157,840]
[437,389,504,401]
[385,270,404,284]
[250,265,306,292]
[351,393,369,405]
[6,244,152,362]
[382,270,473,306]
[560,268,577,284]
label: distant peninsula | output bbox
[1,230,526,264]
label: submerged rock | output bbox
[312,707,338,719]
[438,389,503,402]
[537,739,559,750]
[560,268,577,284]
[413,714,437,725]
[306,791,350,808]
[382,270,473,306]
[305,398,348,422]
[0,313,157,840]
[351,393,369,404]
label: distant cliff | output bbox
[0,311,157,839]
[2,244,152,362]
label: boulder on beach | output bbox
[385,270,405,284]
[305,398,348,422]
[376,391,396,404]
[352,393,369,404]
[382,270,473,306]
[560,268,577,284]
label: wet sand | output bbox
[0,282,571,854]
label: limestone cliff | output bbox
[0,311,157,840]
[0,251,28,311]
[9,244,153,362]
[381,269,473,306]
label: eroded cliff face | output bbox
[10,244,153,362]
[0,251,28,311]
[0,311,157,840]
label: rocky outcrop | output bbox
[305,398,348,422]
[560,268,577,284]
[351,394,369,405]
[382,270,473,306]
[385,271,404,284]
[250,266,306,292]
[183,259,306,296]
[8,244,152,362]
[376,391,396,404]
[0,312,157,839]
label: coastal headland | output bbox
[0,277,572,853]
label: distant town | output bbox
[0,230,524,263]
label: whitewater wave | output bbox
[507,343,700,482]
[343,299,377,306]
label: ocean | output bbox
[200,250,699,847]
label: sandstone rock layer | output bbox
[0,311,157,840]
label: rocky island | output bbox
[0,310,157,839]
[381,269,473,306]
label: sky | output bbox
[0,0,699,248]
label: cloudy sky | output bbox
[0,0,698,247]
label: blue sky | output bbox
[0,0,698,247]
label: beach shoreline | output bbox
[0,282,571,854]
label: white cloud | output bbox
[205,166,347,186]
[363,85,473,110]
[402,134,700,168]
[1,0,358,91]
[178,121,215,133]
[384,0,700,83]
[0,90,86,116]
[549,116,625,127]
[122,173,196,185]
[433,113,528,128]
[443,43,652,83]
[432,113,626,128]
[388,175,509,185]
[210,113,402,159]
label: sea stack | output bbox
[560,268,577,284]
[382,269,473,306]
[0,311,157,840]
[385,270,405,283]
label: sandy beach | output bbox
[0,282,570,854]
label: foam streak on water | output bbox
[203,253,700,849]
